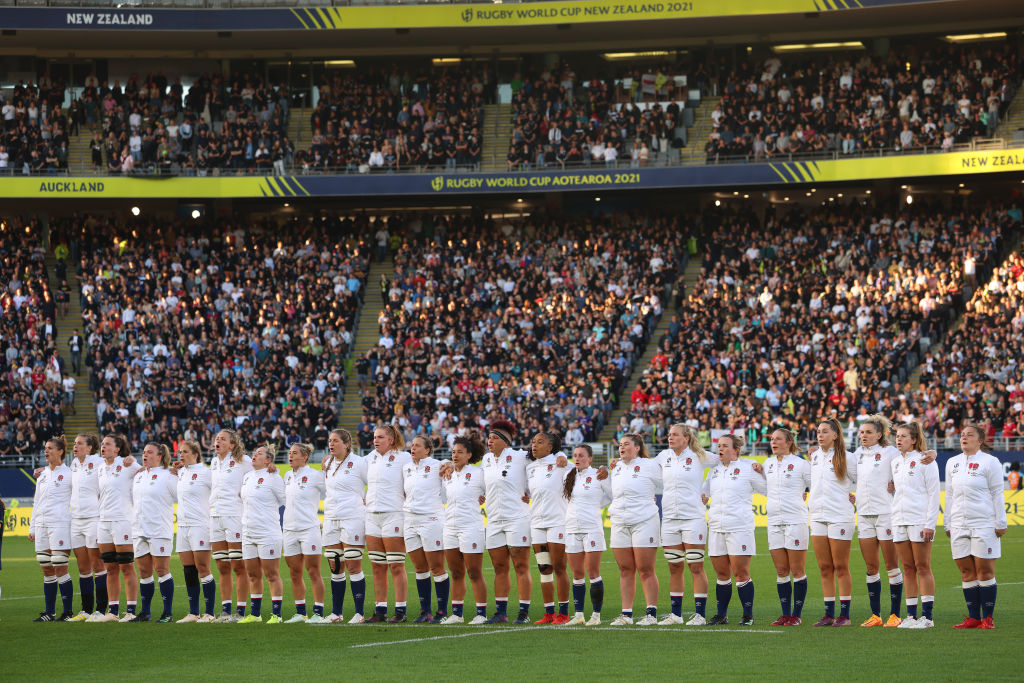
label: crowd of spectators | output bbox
[1,77,72,174]
[0,217,67,458]
[917,229,1024,447]
[298,65,489,173]
[80,71,294,176]
[355,210,686,451]
[66,213,369,451]
[506,64,684,171]
[704,45,1018,162]
[615,201,1018,450]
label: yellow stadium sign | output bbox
[289,0,875,30]
[5,490,1022,536]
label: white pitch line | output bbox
[350,628,514,648]
[0,595,44,600]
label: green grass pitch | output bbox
[0,529,1020,681]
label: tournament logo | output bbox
[460,8,473,23]
[431,176,445,192]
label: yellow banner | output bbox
[5,490,1022,536]
[290,0,869,30]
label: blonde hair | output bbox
[146,442,172,468]
[718,433,745,453]
[290,442,313,462]
[179,440,203,464]
[671,423,707,461]
[772,428,798,455]
[863,414,892,447]
[896,421,927,453]
[218,428,246,461]
[821,418,848,481]
[376,424,405,452]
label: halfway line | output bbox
[350,628,514,648]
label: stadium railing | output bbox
[4,137,1019,178]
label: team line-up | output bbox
[26,416,1005,629]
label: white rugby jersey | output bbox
[526,454,568,529]
[443,465,485,532]
[98,457,142,522]
[609,457,663,526]
[132,467,178,539]
[944,452,1008,530]
[808,448,858,524]
[854,445,899,515]
[702,458,766,532]
[481,448,531,524]
[176,463,212,527]
[655,447,713,521]
[240,469,285,537]
[564,466,612,534]
[402,457,445,516]
[890,451,940,529]
[365,449,412,513]
[323,454,368,521]
[70,454,104,519]
[30,463,72,534]
[283,465,326,531]
[209,454,253,518]
[763,454,811,526]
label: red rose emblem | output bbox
[874,453,881,461]
[200,541,205,546]
[270,549,274,555]
[649,537,654,543]
[58,475,64,481]
[586,477,592,483]
[988,547,993,553]
[312,545,317,551]
[733,468,740,475]
[388,455,395,462]
[235,532,241,539]
[686,457,693,465]
[547,464,553,471]
[124,534,129,540]
[160,546,165,552]
[787,464,794,471]
[634,465,640,473]
[840,528,846,536]
[436,540,441,546]
[794,539,800,546]
[192,473,198,480]
[302,476,308,483]
[355,535,359,541]
[522,536,527,542]
[699,534,703,540]
[425,466,431,473]
[395,526,400,533]
[910,461,916,469]
[506,455,512,463]
[229,461,235,467]
[472,543,477,549]
[116,466,122,472]
[59,540,64,546]
[347,462,353,468]
[88,463,94,469]
[465,473,471,480]
[258,478,264,484]
[886,529,891,535]
[151,474,158,480]
[590,541,596,547]
[558,533,563,539]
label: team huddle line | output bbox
[26,416,1005,629]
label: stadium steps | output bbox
[595,254,703,443]
[42,247,99,435]
[481,103,513,172]
[680,96,720,166]
[66,132,94,174]
[287,107,313,162]
[337,257,392,431]
[994,88,1024,143]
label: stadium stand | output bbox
[917,236,1024,447]
[614,202,1019,448]
[298,64,490,174]
[0,217,67,458]
[357,211,688,450]
[67,214,370,451]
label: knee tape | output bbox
[540,573,554,584]
[50,552,70,568]
[37,551,52,567]
[343,548,364,561]
[368,551,387,565]
[664,548,686,564]
[101,550,118,564]
[228,549,243,562]
[212,550,231,564]
[324,549,343,574]
[536,550,552,573]
[115,551,134,565]
[685,549,706,564]
[386,552,406,565]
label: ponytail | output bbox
[562,444,594,501]
[821,418,847,481]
